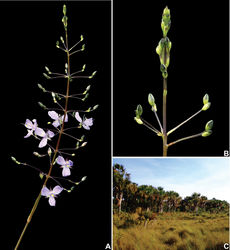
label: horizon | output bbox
[113,157,230,203]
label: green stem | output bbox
[167,109,202,136]
[163,77,167,156]
[14,29,70,250]
[167,133,202,147]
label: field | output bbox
[113,212,229,250]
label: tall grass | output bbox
[113,212,229,250]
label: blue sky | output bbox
[113,158,230,202]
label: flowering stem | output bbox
[15,28,71,250]
[167,109,202,136]
[162,77,167,156]
[167,133,202,147]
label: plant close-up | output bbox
[134,6,213,156]
[11,5,99,249]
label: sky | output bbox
[113,157,230,203]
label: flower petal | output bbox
[84,118,93,126]
[62,167,71,177]
[48,111,59,120]
[35,127,46,137]
[61,114,68,122]
[39,138,47,148]
[68,160,73,167]
[47,130,54,138]
[52,120,60,127]
[24,130,33,138]
[53,185,63,194]
[49,196,56,206]
[41,186,50,197]
[56,156,66,165]
[25,119,33,129]
[75,112,82,123]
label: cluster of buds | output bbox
[156,6,171,78]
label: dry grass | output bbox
[113,212,229,250]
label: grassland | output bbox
[113,212,229,250]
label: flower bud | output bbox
[11,156,21,165]
[56,41,60,48]
[81,176,87,182]
[148,93,155,106]
[81,142,88,147]
[81,44,85,51]
[134,117,143,125]
[202,130,212,137]
[60,36,64,44]
[38,102,47,110]
[82,64,86,72]
[205,120,213,131]
[80,35,84,41]
[43,73,51,79]
[135,104,143,118]
[89,71,97,79]
[63,5,67,16]
[37,83,46,92]
[202,102,211,111]
[93,104,99,110]
[62,16,68,29]
[39,173,44,179]
[203,94,209,105]
[161,6,171,37]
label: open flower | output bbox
[24,119,38,138]
[75,112,93,130]
[35,128,55,148]
[56,156,73,176]
[48,111,68,127]
[41,185,63,206]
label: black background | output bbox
[114,0,229,156]
[2,1,111,249]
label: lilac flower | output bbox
[75,112,93,130]
[56,156,73,176]
[24,119,38,138]
[35,128,55,148]
[41,185,63,206]
[48,111,68,127]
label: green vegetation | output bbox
[113,164,229,249]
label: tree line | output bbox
[113,164,229,214]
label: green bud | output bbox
[80,35,84,41]
[82,64,86,72]
[48,147,52,157]
[62,16,68,28]
[203,94,209,105]
[82,93,89,101]
[89,71,97,79]
[56,41,60,48]
[71,153,75,156]
[81,142,87,147]
[81,44,85,51]
[85,107,91,112]
[60,36,64,44]
[202,130,212,137]
[205,120,213,131]
[65,63,68,69]
[38,102,47,110]
[43,73,51,79]
[148,93,155,106]
[45,66,51,74]
[63,5,67,16]
[81,176,87,182]
[39,173,44,179]
[135,104,143,117]
[83,85,91,95]
[134,117,143,125]
[33,152,42,157]
[156,44,162,55]
[11,156,21,165]
[37,83,46,92]
[202,102,211,111]
[76,141,80,149]
[93,104,99,110]
[161,6,171,37]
